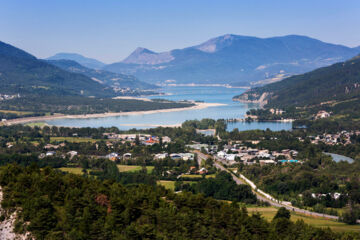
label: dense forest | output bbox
[233,55,360,132]
[1,164,359,239]
[234,55,360,108]
[175,171,257,203]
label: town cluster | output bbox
[103,133,171,145]
[186,142,300,166]
[0,93,20,101]
[309,130,360,146]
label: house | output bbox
[247,148,259,155]
[259,160,276,166]
[46,151,56,156]
[67,151,78,159]
[217,151,227,159]
[198,167,208,175]
[170,153,194,161]
[225,154,237,161]
[44,144,59,150]
[161,136,172,143]
[186,143,209,150]
[154,153,168,160]
[315,110,331,119]
[6,142,13,148]
[107,152,119,161]
[290,150,299,157]
[123,153,132,160]
[170,153,182,161]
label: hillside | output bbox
[47,59,158,90]
[47,52,105,69]
[234,55,360,108]
[0,164,356,239]
[104,34,360,86]
[0,41,115,97]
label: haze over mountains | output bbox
[103,34,360,86]
[234,54,360,107]
[48,34,360,87]
[0,40,160,100]
[47,53,106,69]
[47,59,157,90]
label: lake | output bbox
[46,86,292,131]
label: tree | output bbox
[273,207,290,220]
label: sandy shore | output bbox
[112,96,152,101]
[3,102,226,126]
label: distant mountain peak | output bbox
[195,34,256,53]
[47,52,105,69]
[132,47,155,55]
[105,34,359,85]
[122,47,174,65]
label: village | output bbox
[308,130,360,146]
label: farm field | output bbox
[25,122,47,127]
[248,207,360,232]
[58,167,87,175]
[157,180,195,191]
[0,110,34,115]
[116,165,154,173]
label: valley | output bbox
[1,2,360,238]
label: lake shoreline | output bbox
[3,102,226,126]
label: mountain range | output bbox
[47,59,158,90]
[0,41,115,97]
[234,54,360,107]
[101,34,360,86]
[47,53,105,69]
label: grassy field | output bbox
[248,207,360,232]
[157,180,196,191]
[0,110,34,116]
[58,167,86,175]
[117,165,154,173]
[181,174,216,179]
[50,137,99,143]
[25,122,47,127]
[157,180,176,190]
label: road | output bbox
[195,150,352,222]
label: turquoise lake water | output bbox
[46,86,292,131]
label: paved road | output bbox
[195,150,353,222]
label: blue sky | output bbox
[1,0,359,63]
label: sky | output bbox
[1,0,359,63]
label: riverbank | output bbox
[160,83,250,89]
[227,118,295,123]
[2,102,226,126]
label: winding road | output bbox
[195,150,359,222]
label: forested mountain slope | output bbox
[47,59,158,90]
[0,41,115,97]
[234,55,360,108]
[0,164,358,239]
